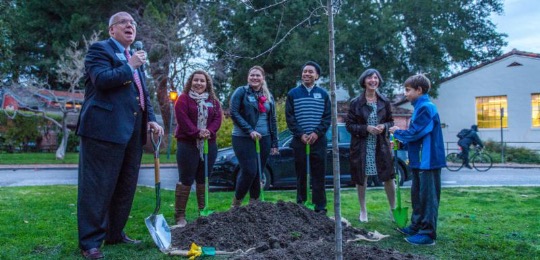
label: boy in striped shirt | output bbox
[285,61,331,214]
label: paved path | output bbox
[1,164,538,190]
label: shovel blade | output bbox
[145,214,171,252]
[392,207,409,228]
[304,202,315,210]
[200,208,214,217]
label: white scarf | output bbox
[189,90,209,160]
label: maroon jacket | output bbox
[174,93,222,144]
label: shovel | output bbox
[304,143,315,210]
[255,138,265,201]
[199,139,214,216]
[144,131,172,252]
[391,134,408,228]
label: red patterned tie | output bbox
[124,49,145,111]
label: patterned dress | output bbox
[365,101,378,176]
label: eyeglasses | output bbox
[110,19,137,28]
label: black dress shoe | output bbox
[105,234,142,245]
[81,248,104,259]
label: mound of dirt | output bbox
[171,201,427,259]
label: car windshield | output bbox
[277,129,292,146]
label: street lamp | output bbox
[167,89,178,159]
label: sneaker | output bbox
[464,164,473,169]
[396,226,417,236]
[405,234,435,246]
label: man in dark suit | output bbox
[76,11,164,259]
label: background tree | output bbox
[5,0,139,85]
[52,32,99,159]
[202,0,506,100]
[134,0,210,148]
[0,1,15,79]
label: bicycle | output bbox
[445,146,493,172]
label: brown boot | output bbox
[231,197,242,208]
[196,184,206,214]
[174,183,191,227]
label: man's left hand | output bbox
[148,122,164,136]
[307,132,319,145]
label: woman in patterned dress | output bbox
[345,68,396,223]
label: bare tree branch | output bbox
[217,5,326,60]
[240,0,291,12]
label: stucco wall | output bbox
[434,54,540,150]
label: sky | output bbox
[491,0,540,53]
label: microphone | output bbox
[133,41,145,69]
[134,41,143,51]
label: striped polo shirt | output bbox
[287,85,330,134]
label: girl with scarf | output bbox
[229,66,279,207]
[174,70,222,227]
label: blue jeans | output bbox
[410,168,441,239]
[232,135,271,200]
[176,140,217,186]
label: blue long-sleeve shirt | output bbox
[394,94,446,170]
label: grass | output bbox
[0,152,177,165]
[0,186,538,259]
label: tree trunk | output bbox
[328,1,343,259]
[55,112,69,160]
[150,59,172,151]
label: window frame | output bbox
[532,93,540,128]
[475,95,508,129]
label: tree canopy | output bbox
[2,0,507,101]
[203,0,506,100]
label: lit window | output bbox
[476,96,507,128]
[533,94,540,127]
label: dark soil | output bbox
[171,201,428,259]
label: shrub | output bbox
[57,131,80,152]
[484,140,540,164]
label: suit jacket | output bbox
[76,38,157,144]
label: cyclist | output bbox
[458,125,484,169]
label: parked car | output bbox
[210,123,411,190]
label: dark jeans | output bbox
[291,137,327,211]
[78,111,143,250]
[409,168,441,240]
[459,144,471,165]
[232,135,271,200]
[176,140,217,186]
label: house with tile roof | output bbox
[433,49,540,152]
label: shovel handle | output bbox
[149,130,162,158]
[306,143,310,155]
[391,134,402,208]
[390,134,399,151]
[204,139,208,154]
[149,130,162,184]
[255,138,260,153]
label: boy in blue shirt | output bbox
[389,74,446,245]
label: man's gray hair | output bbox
[108,12,131,27]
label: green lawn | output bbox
[0,186,538,259]
[0,152,177,165]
